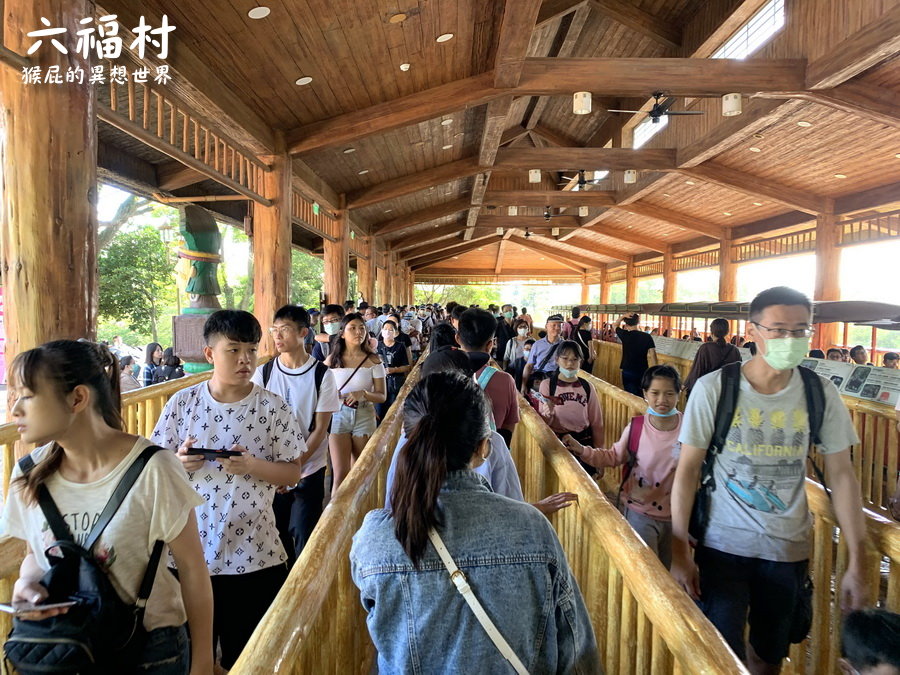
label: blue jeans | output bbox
[136,624,189,674]
[621,369,644,397]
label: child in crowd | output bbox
[2,340,213,673]
[151,310,306,670]
[252,305,341,565]
[839,608,900,675]
[564,365,683,568]
[376,320,411,420]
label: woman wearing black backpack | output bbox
[1,340,213,674]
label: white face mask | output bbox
[324,322,340,336]
[523,349,531,357]
[382,330,396,340]
[517,327,529,336]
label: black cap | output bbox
[547,314,564,322]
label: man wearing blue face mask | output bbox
[671,286,868,675]
[312,304,345,362]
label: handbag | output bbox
[428,528,529,675]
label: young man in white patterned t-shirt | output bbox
[151,310,306,670]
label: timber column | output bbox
[580,275,590,305]
[625,257,637,303]
[254,134,292,355]
[814,213,840,350]
[1,0,97,369]
[718,230,737,301]
[356,234,375,305]
[324,198,350,306]
[599,265,610,304]
[662,246,677,331]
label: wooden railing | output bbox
[581,369,900,674]
[592,339,900,513]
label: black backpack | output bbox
[261,358,329,432]
[4,446,166,674]
[547,371,592,402]
[689,362,827,544]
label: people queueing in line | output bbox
[562,305,582,340]
[400,309,423,362]
[1,340,215,674]
[252,305,340,566]
[324,313,386,495]
[883,352,898,369]
[387,311,414,364]
[151,310,306,671]
[565,365,683,569]
[141,341,163,387]
[572,314,596,374]
[671,287,869,675]
[683,318,742,398]
[808,349,825,359]
[428,320,459,351]
[508,337,536,391]
[502,318,532,371]
[351,371,600,674]
[839,609,900,675]
[494,303,518,367]
[304,307,320,353]
[376,320,411,420]
[616,312,658,397]
[119,355,141,392]
[517,306,534,332]
[827,348,845,361]
[850,344,873,366]
[311,303,345,362]
[457,308,520,447]
[152,347,186,384]
[521,313,565,397]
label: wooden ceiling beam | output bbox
[408,234,504,268]
[835,181,900,215]
[753,82,900,130]
[614,202,724,239]
[570,223,668,253]
[480,98,517,167]
[417,268,584,278]
[371,198,471,235]
[499,125,531,147]
[511,239,589,273]
[402,229,502,262]
[156,161,206,191]
[347,157,481,209]
[507,233,621,265]
[390,222,469,252]
[494,237,509,274]
[293,159,341,213]
[678,163,832,215]
[495,147,676,171]
[478,214,581,229]
[517,58,806,97]
[286,72,502,156]
[495,0,545,88]
[536,0,587,26]
[483,190,615,207]
[588,0,680,49]
[529,124,581,147]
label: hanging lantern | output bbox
[624,169,637,184]
[578,206,589,217]
[528,169,541,184]
[508,206,518,216]
[722,93,742,117]
[573,91,591,115]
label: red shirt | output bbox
[475,365,520,430]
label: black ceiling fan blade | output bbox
[606,109,644,114]
[664,110,705,115]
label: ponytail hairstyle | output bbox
[11,340,123,505]
[329,313,374,368]
[390,371,491,566]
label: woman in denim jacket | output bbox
[350,371,600,674]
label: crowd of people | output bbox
[1,288,898,674]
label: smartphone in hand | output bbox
[185,448,242,461]
[0,600,77,616]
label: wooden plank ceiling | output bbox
[95,0,900,279]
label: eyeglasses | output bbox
[268,326,298,336]
[322,319,341,325]
[751,322,814,339]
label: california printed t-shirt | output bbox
[251,354,341,478]
[679,367,859,562]
[151,382,306,575]
[0,437,203,630]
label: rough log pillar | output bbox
[1,0,98,382]
[625,257,637,303]
[376,258,388,307]
[814,213,840,350]
[580,275,590,304]
[253,134,292,355]
[356,235,375,305]
[324,198,350,306]
[599,265,610,304]
[408,268,416,305]
[662,246,677,332]
[718,231,737,301]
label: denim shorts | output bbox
[331,401,376,436]
[135,624,189,674]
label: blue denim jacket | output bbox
[350,471,600,674]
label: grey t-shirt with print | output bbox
[679,366,859,562]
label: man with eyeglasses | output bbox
[671,286,869,675]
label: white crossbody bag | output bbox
[427,528,530,675]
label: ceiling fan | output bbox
[542,205,571,222]
[607,92,705,124]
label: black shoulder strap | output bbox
[537,341,560,372]
[797,365,829,494]
[549,371,559,397]
[711,362,742,454]
[18,454,76,545]
[307,362,330,433]
[579,377,591,402]
[262,359,275,387]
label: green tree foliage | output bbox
[98,226,176,343]
[291,249,324,308]
[415,284,502,308]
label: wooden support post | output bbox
[814,213,841,350]
[580,275,590,304]
[662,246,677,332]
[1,0,98,388]
[718,230,737,301]
[356,235,375,305]
[625,258,637,303]
[599,265,610,304]
[376,257,389,307]
[253,134,292,355]
[324,199,350,306]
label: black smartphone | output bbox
[186,448,242,460]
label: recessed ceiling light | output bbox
[895,153,900,159]
[436,33,454,43]
[442,144,453,150]
[440,119,453,126]
[723,211,732,216]
[343,147,355,154]
[685,180,695,185]
[452,256,459,259]
[384,209,392,213]
[752,133,764,139]
[358,169,369,175]
[749,147,761,152]
[627,225,633,229]
[399,63,410,72]
[389,12,407,23]
[662,193,671,197]
[477,248,483,250]
[248,5,271,19]
[796,121,812,127]
[753,201,763,206]
[834,173,847,178]
[295,76,313,86]
[662,233,669,236]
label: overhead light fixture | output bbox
[573,91,591,115]
[624,169,637,184]
[749,147,761,153]
[295,76,313,86]
[358,169,369,175]
[389,12,407,23]
[436,33,454,43]
[895,153,900,159]
[578,206,589,217]
[662,193,671,197]
[528,169,541,184]
[834,173,847,179]
[723,211,732,216]
[721,93,742,117]
[384,209,392,213]
[442,144,453,150]
[399,63,410,72]
[753,201,763,206]
[685,180,695,185]
[248,4,271,19]
[440,119,453,126]
[797,120,812,127]
[496,227,504,235]
[508,206,518,216]
[551,227,559,237]
[342,147,355,154]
